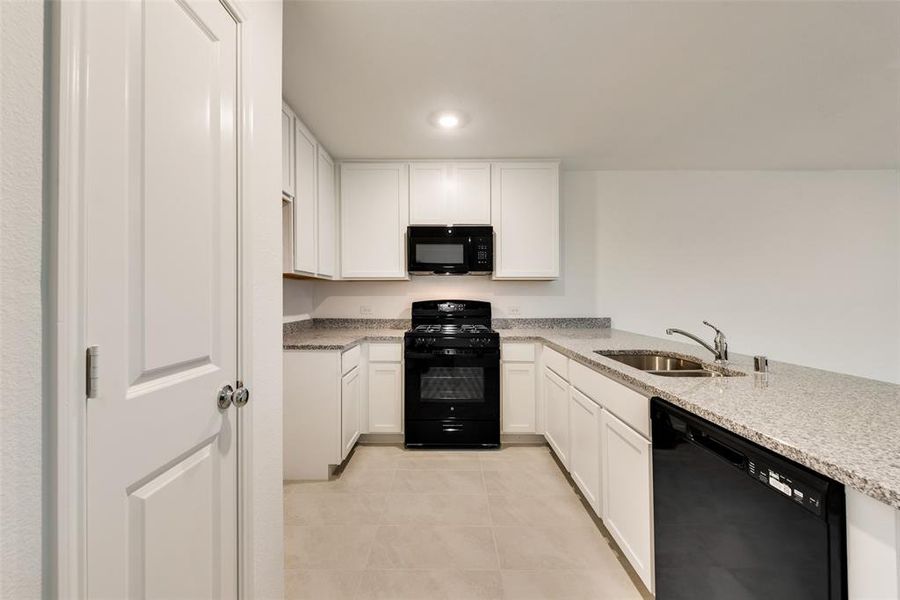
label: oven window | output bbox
[415,243,464,265]
[420,366,484,403]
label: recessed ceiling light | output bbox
[438,113,459,128]
[430,110,467,130]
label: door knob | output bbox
[233,382,249,407]
[217,384,234,410]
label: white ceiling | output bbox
[283,1,900,170]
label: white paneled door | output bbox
[81,1,240,598]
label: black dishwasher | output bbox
[651,398,846,600]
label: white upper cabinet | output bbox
[453,163,491,224]
[293,119,318,274]
[316,146,336,278]
[281,100,338,280]
[409,163,448,224]
[340,162,410,279]
[491,162,560,279]
[409,162,491,226]
[281,104,295,200]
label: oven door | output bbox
[407,236,471,274]
[405,348,500,421]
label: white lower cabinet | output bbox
[368,360,403,433]
[568,386,602,516]
[601,408,654,592]
[502,363,536,433]
[283,350,341,480]
[284,346,364,480]
[501,342,537,433]
[543,367,570,467]
[341,366,361,460]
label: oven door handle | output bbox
[405,349,494,359]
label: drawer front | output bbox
[369,342,402,363]
[542,345,569,380]
[569,360,607,406]
[584,365,649,439]
[502,342,535,363]
[341,344,361,374]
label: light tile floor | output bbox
[284,444,644,600]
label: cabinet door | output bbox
[341,366,361,460]
[340,163,409,278]
[569,387,602,516]
[316,146,336,278]
[451,163,491,225]
[293,120,318,274]
[368,362,402,433]
[281,105,294,199]
[491,162,559,279]
[409,163,447,225]
[502,362,536,433]
[543,368,570,467]
[601,409,654,592]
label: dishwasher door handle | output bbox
[690,428,746,468]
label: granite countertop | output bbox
[282,327,406,350]
[284,324,900,509]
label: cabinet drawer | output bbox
[580,364,649,439]
[502,342,535,362]
[543,346,568,380]
[569,360,607,406]
[369,342,402,363]
[341,345,361,374]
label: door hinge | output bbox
[86,346,99,398]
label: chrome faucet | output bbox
[666,321,728,363]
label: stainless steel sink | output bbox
[595,351,745,378]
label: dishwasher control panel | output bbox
[748,458,824,516]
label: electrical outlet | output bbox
[509,306,521,317]
[359,305,373,316]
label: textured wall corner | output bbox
[0,1,46,598]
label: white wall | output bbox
[306,173,599,318]
[585,170,900,383]
[0,1,45,597]
[283,279,314,321]
[243,2,285,598]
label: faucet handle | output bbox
[702,320,722,335]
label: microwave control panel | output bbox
[471,236,493,270]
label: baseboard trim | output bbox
[358,432,548,447]
[358,433,404,445]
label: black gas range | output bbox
[404,300,500,448]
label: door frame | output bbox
[51,0,252,597]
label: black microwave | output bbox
[407,226,493,275]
